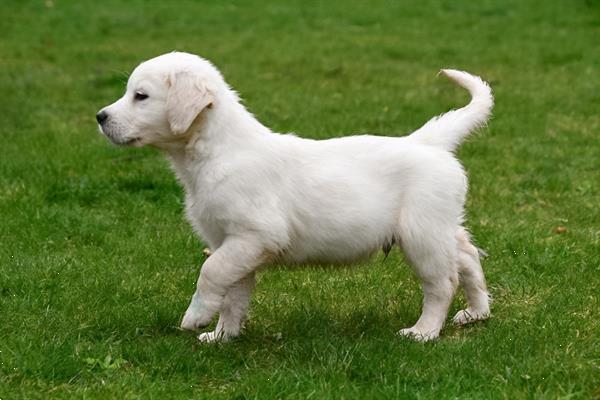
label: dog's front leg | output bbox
[180,238,265,332]
[197,273,256,343]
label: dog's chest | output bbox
[171,155,231,245]
[183,191,226,249]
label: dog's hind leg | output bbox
[197,272,256,342]
[397,216,459,341]
[452,227,490,325]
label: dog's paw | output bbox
[180,309,213,331]
[397,327,439,342]
[452,308,490,325]
[181,292,221,331]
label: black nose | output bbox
[96,111,108,124]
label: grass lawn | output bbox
[1,0,599,398]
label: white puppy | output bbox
[97,52,493,342]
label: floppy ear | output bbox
[166,71,213,135]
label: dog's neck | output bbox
[162,92,271,195]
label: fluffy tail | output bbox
[408,69,493,152]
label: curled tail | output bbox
[408,69,493,152]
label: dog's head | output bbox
[96,52,221,147]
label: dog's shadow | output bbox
[242,305,417,343]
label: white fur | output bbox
[97,52,493,342]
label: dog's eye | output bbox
[134,92,149,101]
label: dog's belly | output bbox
[280,196,399,265]
[280,237,382,266]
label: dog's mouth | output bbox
[122,137,144,147]
[103,131,143,147]
[108,135,143,147]
[98,125,144,147]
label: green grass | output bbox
[1,0,599,398]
